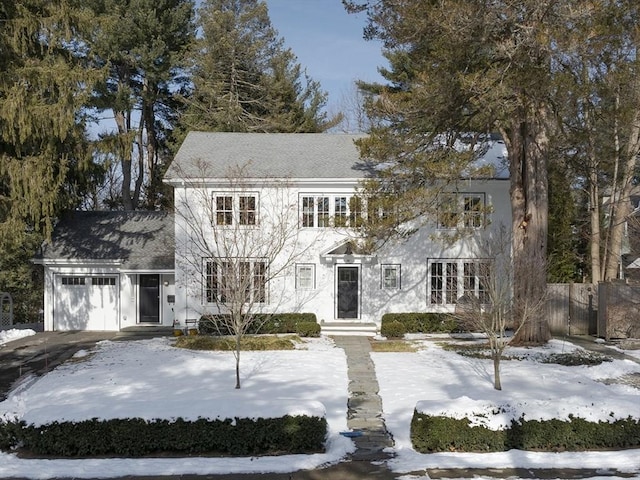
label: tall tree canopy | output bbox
[81,0,195,210]
[0,0,97,237]
[176,0,338,136]
[344,0,612,344]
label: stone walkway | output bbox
[332,335,394,461]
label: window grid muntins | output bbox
[214,194,258,226]
[296,264,315,290]
[205,259,266,305]
[382,264,401,289]
[92,277,116,286]
[463,195,484,228]
[61,277,85,286]
[430,260,491,306]
[300,194,363,228]
[239,195,256,225]
[437,193,486,229]
[215,196,233,225]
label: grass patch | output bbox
[439,342,494,359]
[540,351,612,366]
[175,334,299,351]
[370,340,418,352]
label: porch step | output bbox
[321,322,378,337]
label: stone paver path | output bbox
[332,335,394,461]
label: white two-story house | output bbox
[36,132,509,333]
[164,132,511,333]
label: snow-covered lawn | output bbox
[0,334,639,479]
[375,338,640,476]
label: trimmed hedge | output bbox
[199,313,320,337]
[380,313,458,337]
[0,415,327,457]
[411,412,640,452]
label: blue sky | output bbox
[265,0,386,117]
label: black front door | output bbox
[139,274,160,323]
[337,266,359,319]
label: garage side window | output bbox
[61,277,85,286]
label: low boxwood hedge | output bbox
[199,313,320,337]
[380,313,458,337]
[0,414,326,457]
[411,412,640,452]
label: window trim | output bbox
[436,192,486,230]
[212,192,259,226]
[204,257,267,305]
[299,193,365,228]
[428,259,491,306]
[295,263,316,290]
[381,264,401,290]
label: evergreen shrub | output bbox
[0,415,327,457]
[411,412,640,452]
[381,313,458,335]
[199,313,317,336]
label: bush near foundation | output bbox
[381,313,458,337]
[411,412,640,452]
[0,415,327,457]
[199,313,319,337]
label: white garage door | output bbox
[54,275,119,331]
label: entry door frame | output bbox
[336,265,360,319]
[139,274,160,324]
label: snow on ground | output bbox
[374,338,640,476]
[0,335,639,479]
[0,328,36,346]
[0,336,354,479]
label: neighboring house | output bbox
[164,132,511,332]
[35,211,175,331]
[37,132,510,332]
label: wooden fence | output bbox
[546,282,640,339]
[546,283,597,336]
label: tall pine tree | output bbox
[82,0,195,210]
[176,0,338,137]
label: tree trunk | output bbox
[493,354,502,391]
[235,336,241,389]
[503,103,551,346]
[604,107,640,281]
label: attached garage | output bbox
[35,211,175,332]
[53,275,119,331]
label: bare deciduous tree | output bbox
[174,161,321,389]
[454,226,546,390]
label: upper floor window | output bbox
[213,193,259,226]
[299,194,364,228]
[437,193,486,229]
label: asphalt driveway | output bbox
[0,330,134,402]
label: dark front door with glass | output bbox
[337,266,358,319]
[139,274,160,323]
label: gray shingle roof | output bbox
[39,211,174,270]
[164,132,369,182]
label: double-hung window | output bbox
[295,264,315,290]
[381,264,401,289]
[437,193,486,229]
[213,193,258,226]
[299,194,364,228]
